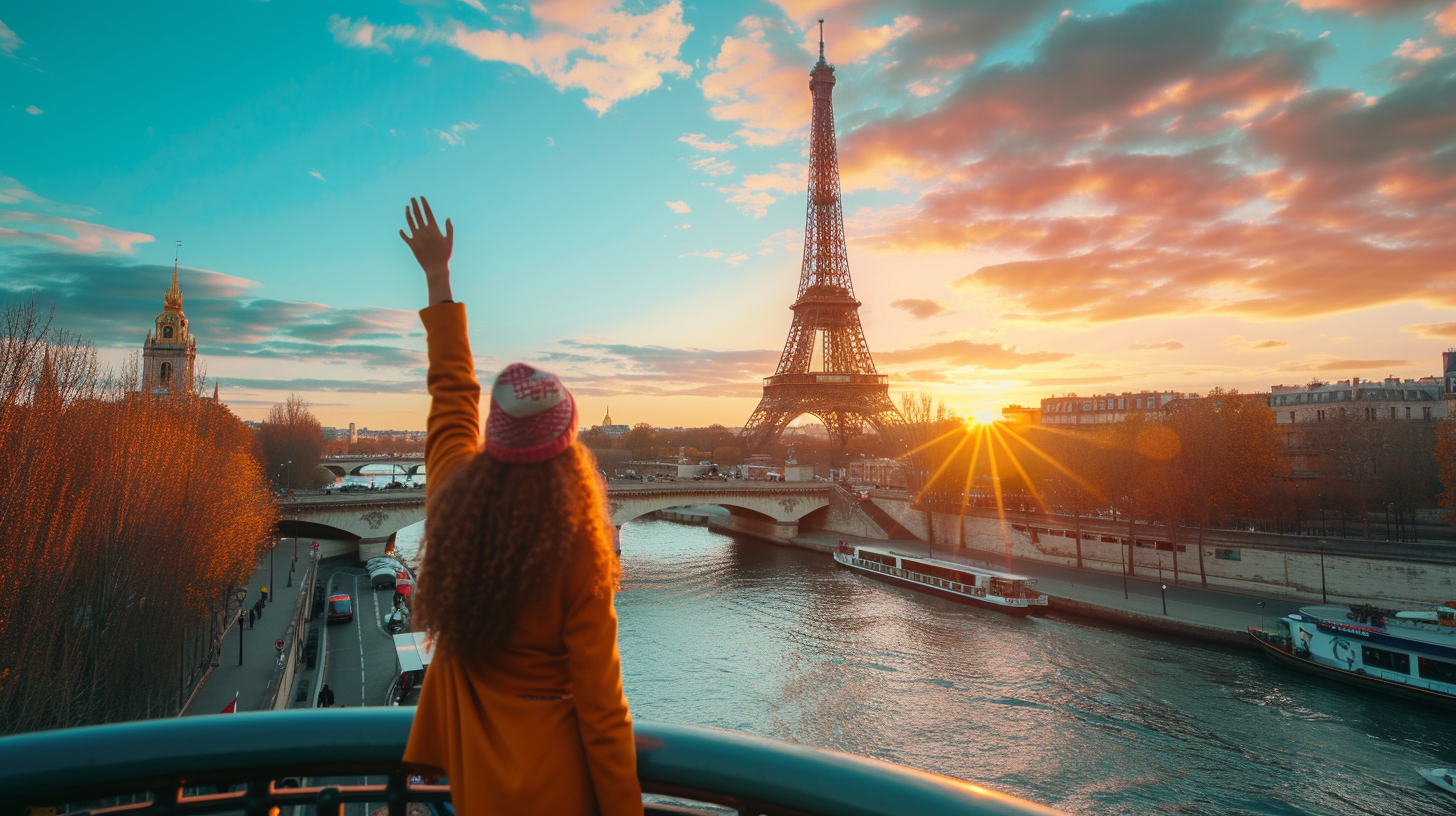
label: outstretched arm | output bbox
[402,197,478,492]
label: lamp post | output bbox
[234,588,248,666]
[1319,545,1327,603]
[1120,538,1128,600]
[1161,584,1168,616]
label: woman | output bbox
[397,197,642,816]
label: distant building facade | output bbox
[141,262,197,396]
[1268,376,1446,424]
[1000,405,1041,425]
[594,406,629,438]
[1038,391,1186,427]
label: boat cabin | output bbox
[851,546,1039,600]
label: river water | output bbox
[597,517,1456,816]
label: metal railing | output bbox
[0,709,1066,816]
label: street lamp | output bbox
[1160,584,1168,616]
[1319,545,1327,603]
[1120,538,1128,600]
[234,587,248,666]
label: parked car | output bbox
[326,593,353,624]
[369,563,399,589]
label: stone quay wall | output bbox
[869,494,1456,606]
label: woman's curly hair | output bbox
[413,441,618,663]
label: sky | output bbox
[2,0,1456,430]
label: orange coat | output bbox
[404,302,642,816]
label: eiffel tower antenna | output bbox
[739,31,904,453]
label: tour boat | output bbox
[1248,603,1456,709]
[1419,767,1456,795]
[834,543,1049,616]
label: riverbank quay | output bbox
[794,531,1305,649]
[183,543,309,715]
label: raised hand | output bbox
[399,196,455,305]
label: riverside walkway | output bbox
[183,544,308,715]
[795,531,1307,649]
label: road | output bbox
[317,561,400,708]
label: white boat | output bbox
[833,543,1049,616]
[1418,767,1456,794]
[1249,603,1456,709]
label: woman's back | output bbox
[396,197,641,816]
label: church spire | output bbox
[164,241,183,313]
[164,259,183,313]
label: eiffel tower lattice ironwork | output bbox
[740,24,904,453]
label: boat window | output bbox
[859,551,896,567]
[1361,645,1410,674]
[1418,656,1456,684]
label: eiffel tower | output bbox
[740,24,904,452]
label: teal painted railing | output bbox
[0,709,1066,816]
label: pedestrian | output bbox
[398,197,640,816]
[248,608,256,629]
[317,684,334,708]
[254,600,263,620]
[261,586,269,603]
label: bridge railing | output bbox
[0,709,1066,816]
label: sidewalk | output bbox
[796,531,1308,649]
[183,543,310,715]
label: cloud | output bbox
[308,169,326,182]
[546,136,555,146]
[0,211,153,253]
[328,4,692,114]
[219,377,426,395]
[24,104,41,115]
[0,19,22,57]
[446,1,693,114]
[415,55,433,67]
[435,120,479,147]
[1402,322,1456,338]
[725,252,748,266]
[717,163,802,218]
[812,0,1456,325]
[689,157,735,177]
[1395,38,1443,62]
[1294,357,1414,371]
[536,338,778,398]
[326,15,418,53]
[679,249,724,259]
[678,133,735,152]
[701,16,812,146]
[890,298,952,319]
[665,200,691,213]
[878,339,1071,369]
[1224,335,1288,350]
[1293,0,1443,16]
[1129,340,1184,351]
[1437,2,1456,36]
[673,223,690,229]
[0,251,424,370]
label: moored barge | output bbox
[834,543,1049,616]
[1249,603,1456,710]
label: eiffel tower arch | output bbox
[740,26,904,453]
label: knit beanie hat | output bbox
[485,363,578,464]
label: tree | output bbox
[1437,420,1456,526]
[258,394,328,490]
[619,423,657,460]
[0,299,276,732]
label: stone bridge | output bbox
[318,456,426,479]
[276,482,850,560]
[607,483,834,542]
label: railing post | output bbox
[316,786,344,816]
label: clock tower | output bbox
[141,259,197,396]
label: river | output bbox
[598,517,1456,816]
